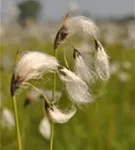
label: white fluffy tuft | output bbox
[95,40,110,80]
[74,50,95,84]
[46,105,76,124]
[15,51,59,81]
[67,16,99,38]
[58,67,93,104]
[39,116,51,140]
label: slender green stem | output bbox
[12,96,22,150]
[42,76,52,86]
[63,48,69,68]
[50,122,54,150]
[50,50,57,150]
[23,82,50,105]
[52,50,57,99]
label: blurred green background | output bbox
[1,37,135,150]
[0,0,135,150]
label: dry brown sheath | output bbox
[10,74,22,97]
[44,101,53,113]
[94,38,99,50]
[54,13,69,50]
[54,25,68,50]
[58,66,67,76]
[73,48,81,59]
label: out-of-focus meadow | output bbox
[0,1,135,150]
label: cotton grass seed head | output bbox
[94,39,110,81]
[67,15,98,36]
[10,51,59,97]
[45,102,76,124]
[73,48,95,84]
[54,14,98,50]
[58,66,93,104]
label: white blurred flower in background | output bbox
[122,61,132,70]
[110,61,120,75]
[2,55,13,72]
[118,72,130,83]
[39,116,51,140]
[127,21,135,48]
[1,108,15,130]
[100,23,119,44]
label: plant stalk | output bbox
[23,82,50,106]
[50,121,54,150]
[50,50,57,150]
[12,96,22,150]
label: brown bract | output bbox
[10,74,23,97]
[54,25,68,50]
[94,39,98,50]
[54,13,69,50]
[73,48,81,59]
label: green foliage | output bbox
[17,0,41,26]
